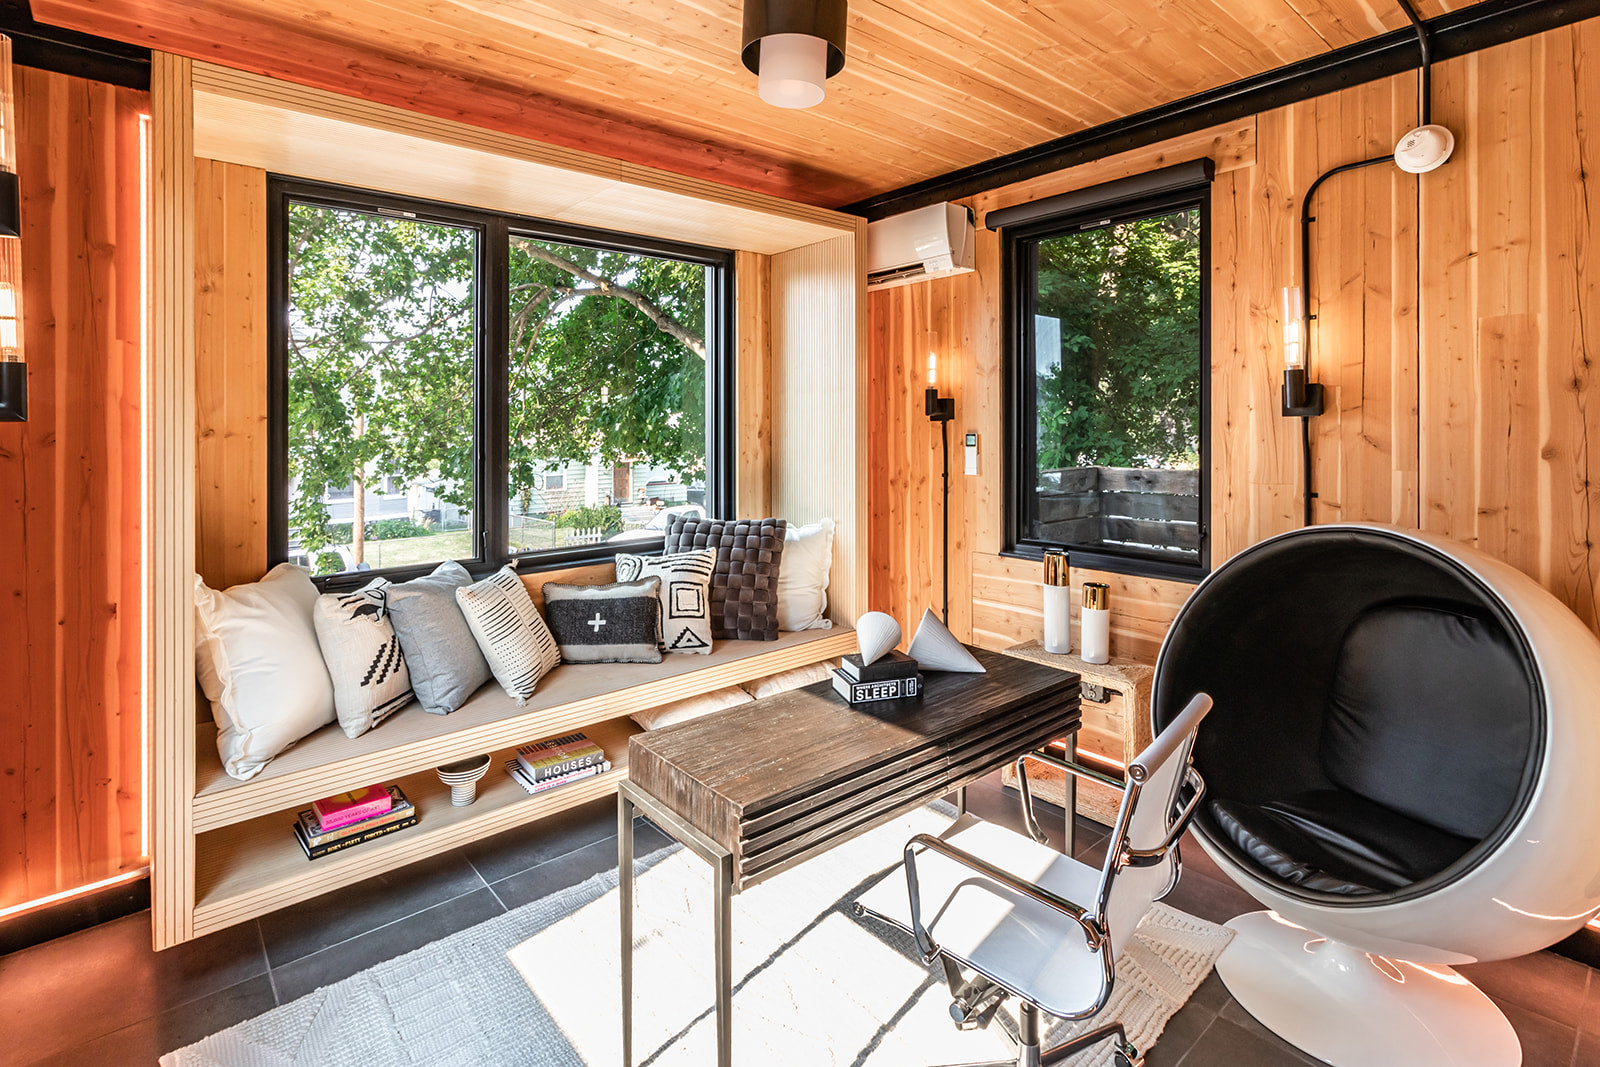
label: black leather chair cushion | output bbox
[1210,790,1476,896]
[1323,601,1533,840]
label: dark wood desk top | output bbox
[628,646,1080,889]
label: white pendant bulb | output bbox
[759,33,827,109]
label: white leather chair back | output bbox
[1101,693,1211,955]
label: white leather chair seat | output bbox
[856,813,1108,1019]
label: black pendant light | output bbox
[740,0,848,109]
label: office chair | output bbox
[854,693,1214,1067]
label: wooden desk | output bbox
[618,646,1081,1066]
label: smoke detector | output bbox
[1394,124,1455,174]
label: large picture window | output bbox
[269,180,734,587]
[1004,181,1209,579]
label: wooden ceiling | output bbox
[33,0,1482,208]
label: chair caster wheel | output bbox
[1114,1044,1143,1067]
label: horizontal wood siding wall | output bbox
[869,18,1600,661]
[0,69,148,912]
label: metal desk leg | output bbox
[713,851,734,1067]
[953,785,967,814]
[1063,727,1078,857]
[619,791,635,1067]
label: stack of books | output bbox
[506,732,611,795]
[293,784,417,860]
[832,650,923,704]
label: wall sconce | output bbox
[741,0,848,110]
[1280,286,1322,418]
[925,341,954,624]
[0,33,23,423]
[925,347,953,423]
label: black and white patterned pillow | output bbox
[542,578,663,664]
[665,517,786,641]
[615,548,716,655]
[455,566,562,706]
[313,578,413,739]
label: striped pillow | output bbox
[455,566,561,706]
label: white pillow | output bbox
[455,565,561,705]
[742,659,835,699]
[632,685,754,731]
[777,518,835,631]
[313,578,413,739]
[195,564,336,780]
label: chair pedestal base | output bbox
[1216,911,1521,1067]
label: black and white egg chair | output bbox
[1152,523,1600,1067]
[853,694,1214,1067]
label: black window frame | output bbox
[267,177,736,592]
[1001,183,1211,583]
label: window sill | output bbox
[1001,544,1205,584]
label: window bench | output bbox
[179,627,856,942]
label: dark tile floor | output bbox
[2,773,1595,1066]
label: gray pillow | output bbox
[542,578,663,664]
[384,561,491,714]
[665,517,786,641]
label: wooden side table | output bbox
[1000,640,1154,826]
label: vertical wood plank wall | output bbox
[149,53,198,950]
[194,160,268,591]
[0,69,147,913]
[771,231,868,623]
[868,18,1600,657]
[734,249,772,518]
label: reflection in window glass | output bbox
[285,203,478,577]
[1025,206,1203,564]
[506,236,710,553]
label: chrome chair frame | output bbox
[886,728,1208,1067]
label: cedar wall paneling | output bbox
[869,18,1600,659]
[194,159,269,591]
[0,69,147,911]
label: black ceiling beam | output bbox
[0,0,149,91]
[843,0,1600,220]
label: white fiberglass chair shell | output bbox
[1152,523,1600,1067]
[853,693,1214,1067]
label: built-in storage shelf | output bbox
[193,628,858,832]
[181,627,855,939]
[192,716,640,936]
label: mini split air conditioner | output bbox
[866,203,976,290]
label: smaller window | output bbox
[1005,182,1209,579]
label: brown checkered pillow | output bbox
[664,517,786,641]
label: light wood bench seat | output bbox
[183,627,855,939]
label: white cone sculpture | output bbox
[908,608,986,673]
[855,611,902,666]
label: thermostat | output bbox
[964,432,979,476]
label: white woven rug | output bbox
[164,806,1230,1066]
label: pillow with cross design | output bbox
[541,578,663,664]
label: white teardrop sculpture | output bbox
[855,611,902,666]
[908,608,986,673]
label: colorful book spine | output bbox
[312,784,394,830]
[293,813,418,860]
[505,758,611,796]
[296,793,414,848]
[516,733,607,782]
